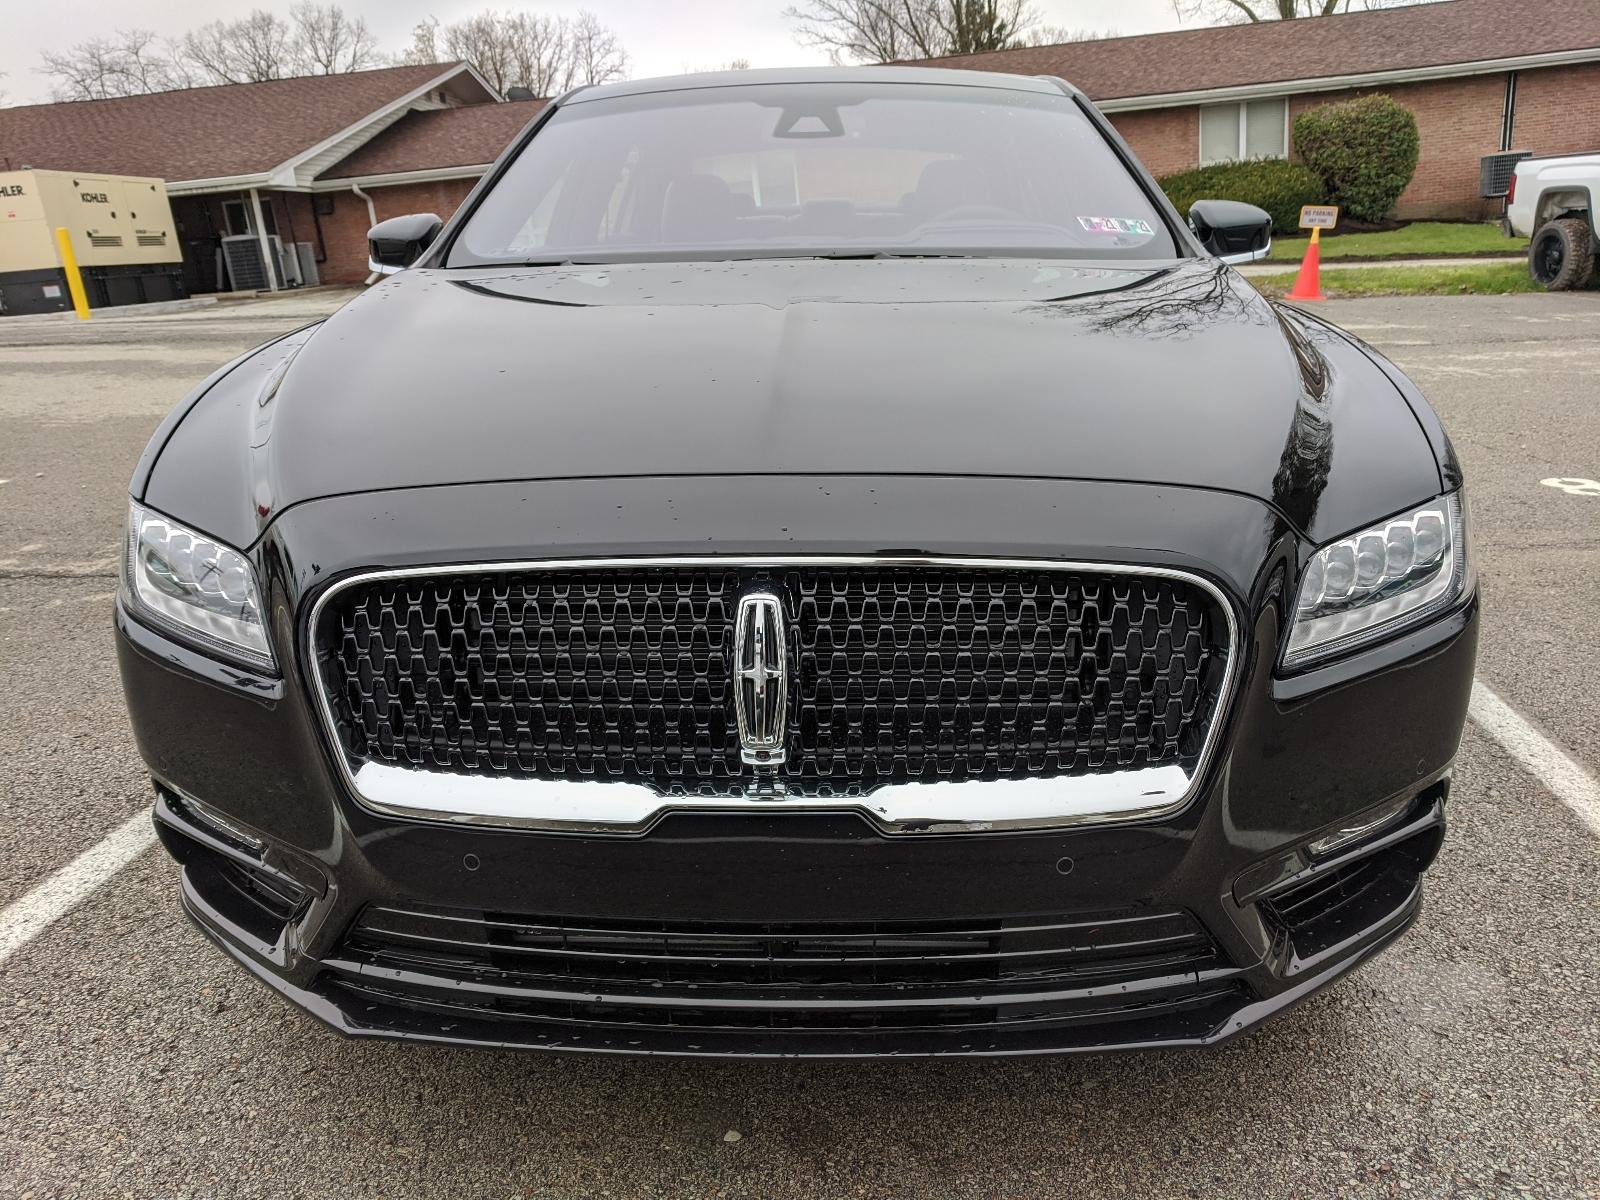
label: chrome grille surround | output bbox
[306,557,1239,835]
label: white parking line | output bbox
[0,681,1594,970]
[1469,681,1600,840]
[0,812,157,968]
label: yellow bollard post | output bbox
[53,226,92,320]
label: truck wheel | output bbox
[1529,217,1596,290]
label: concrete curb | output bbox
[0,295,220,325]
[1237,254,1526,276]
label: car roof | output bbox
[561,66,1078,106]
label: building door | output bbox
[171,195,223,295]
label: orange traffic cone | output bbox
[1285,227,1325,302]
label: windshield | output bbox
[448,82,1179,265]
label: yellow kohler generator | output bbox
[0,170,186,316]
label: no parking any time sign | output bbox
[1299,205,1340,230]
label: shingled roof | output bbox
[0,63,488,183]
[319,98,548,180]
[913,0,1600,103]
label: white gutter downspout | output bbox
[351,182,381,285]
[247,187,280,291]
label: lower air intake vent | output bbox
[322,903,1247,1039]
[1262,824,1443,963]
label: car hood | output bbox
[150,256,1442,548]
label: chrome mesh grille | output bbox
[314,564,1229,796]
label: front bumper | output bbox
[156,781,1445,1057]
[118,541,1477,1057]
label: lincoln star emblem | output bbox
[733,591,787,767]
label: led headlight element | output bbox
[122,503,275,671]
[1285,493,1469,669]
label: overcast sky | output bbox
[2,0,1191,106]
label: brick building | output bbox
[2,0,1597,293]
[918,0,1600,220]
[0,61,542,290]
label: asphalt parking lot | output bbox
[1,287,1597,1199]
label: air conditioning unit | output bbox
[1479,150,1532,199]
[220,233,285,291]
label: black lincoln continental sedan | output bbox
[117,67,1477,1057]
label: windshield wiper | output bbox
[796,251,984,261]
[454,258,589,268]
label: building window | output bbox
[1199,98,1288,164]
[221,198,250,236]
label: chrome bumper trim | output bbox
[349,760,1199,835]
[306,555,1239,836]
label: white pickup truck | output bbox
[1506,152,1600,290]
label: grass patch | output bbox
[1267,221,1525,262]
[1253,261,1541,298]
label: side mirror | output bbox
[367,213,443,275]
[1187,199,1273,265]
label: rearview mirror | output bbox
[367,213,443,276]
[1187,200,1273,266]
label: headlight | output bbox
[121,503,275,672]
[1284,492,1470,669]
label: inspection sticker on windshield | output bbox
[1078,216,1155,236]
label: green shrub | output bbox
[1293,94,1420,224]
[1158,159,1326,235]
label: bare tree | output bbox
[400,9,629,96]
[788,0,908,61]
[400,16,443,65]
[36,3,619,101]
[181,10,296,84]
[566,11,629,87]
[1171,0,1422,21]
[415,12,511,91]
[504,14,578,94]
[939,0,1034,53]
[786,0,1040,63]
[686,58,753,73]
[39,5,384,95]
[1023,25,1118,46]
[290,2,383,75]
[38,29,195,100]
